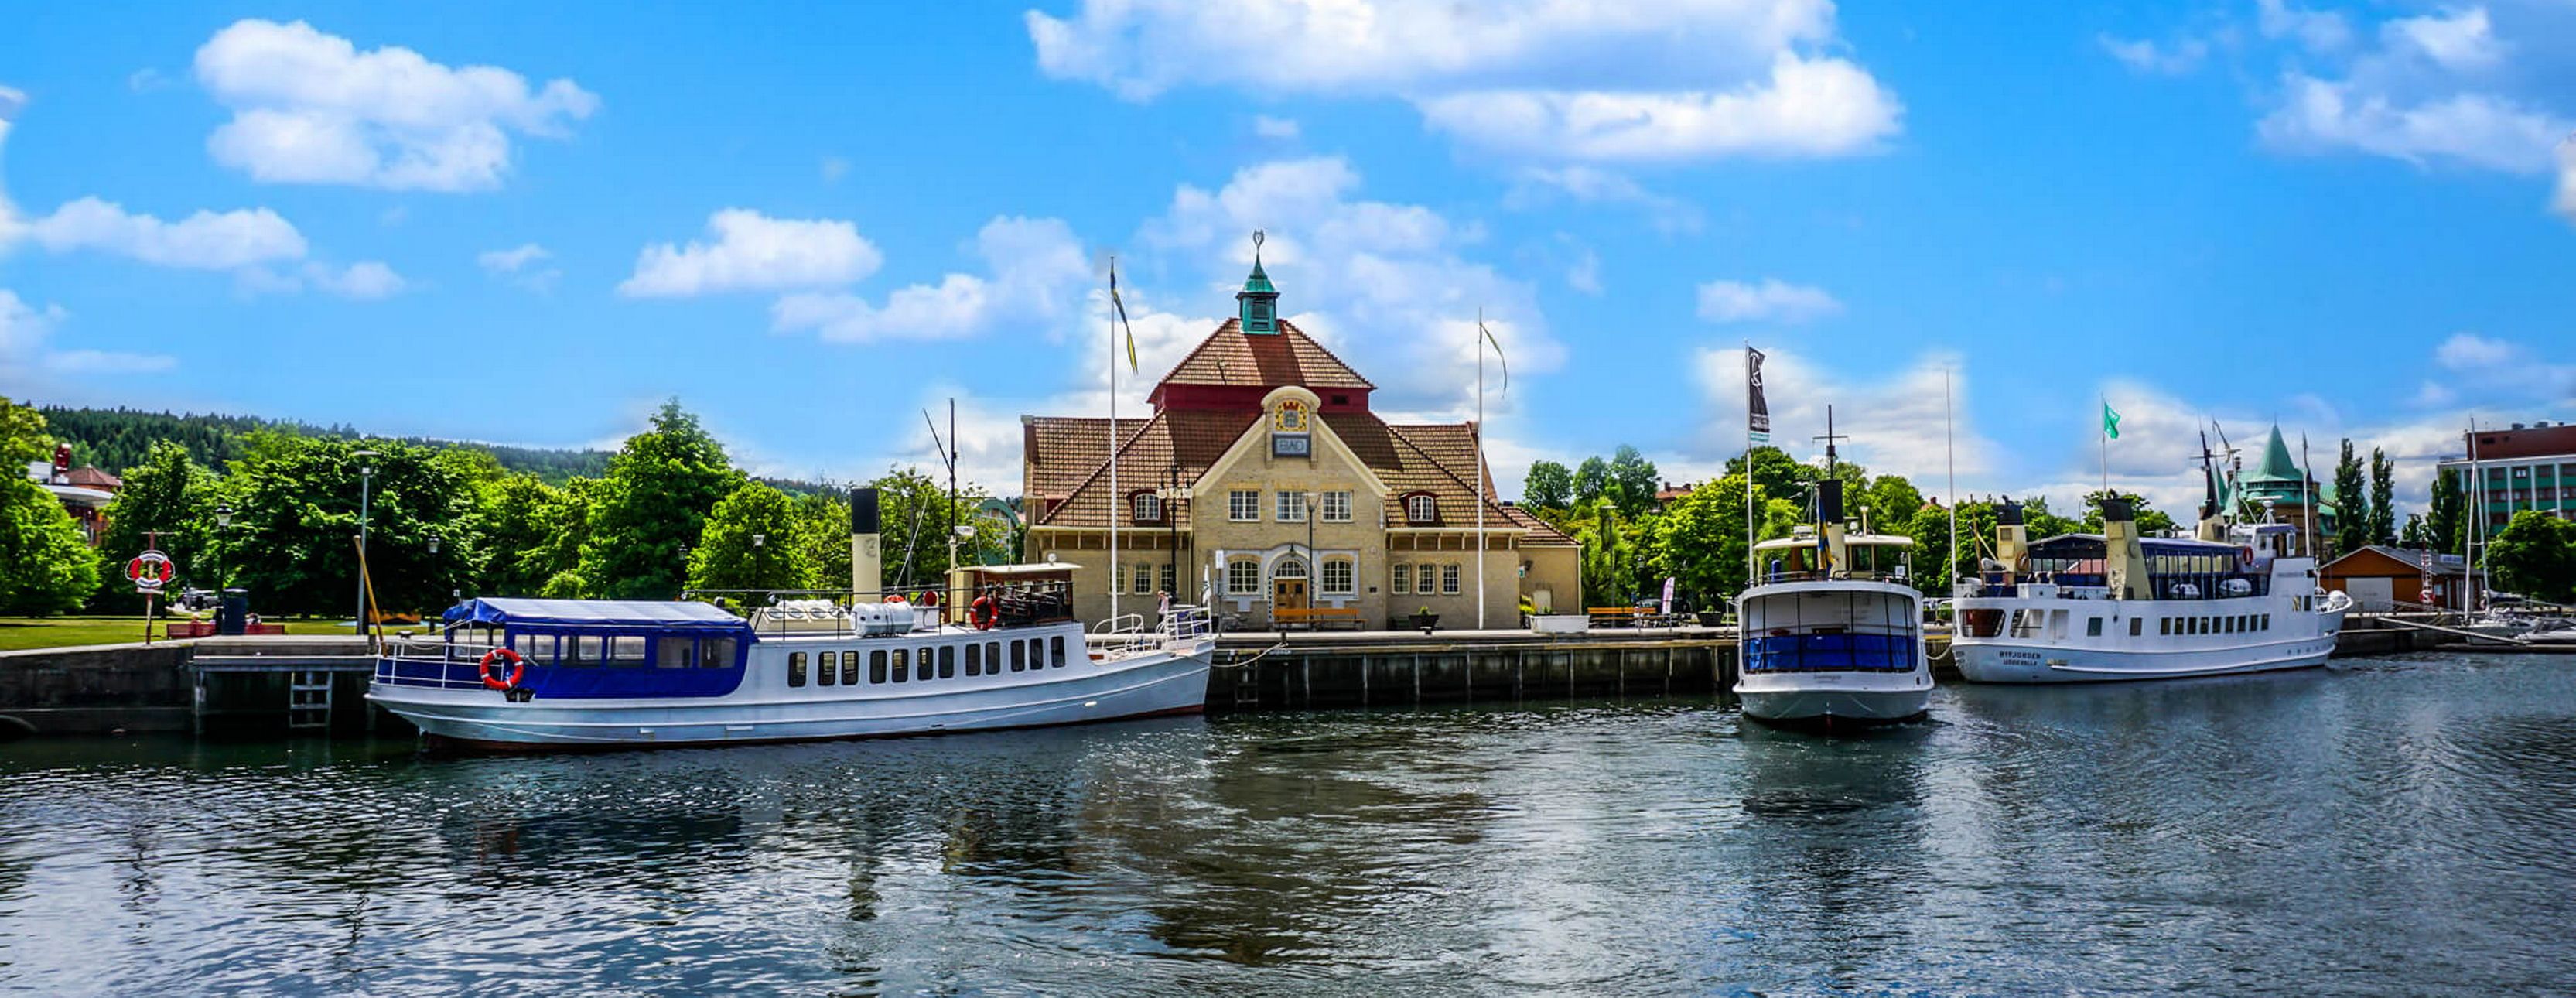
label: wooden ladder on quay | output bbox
[287,671,333,730]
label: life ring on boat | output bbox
[478,647,526,691]
[917,590,940,607]
[969,596,999,631]
[883,593,907,605]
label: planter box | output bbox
[1529,614,1590,634]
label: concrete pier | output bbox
[1194,627,1737,713]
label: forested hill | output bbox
[40,406,616,484]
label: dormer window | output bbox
[1405,493,1437,524]
[1131,491,1161,523]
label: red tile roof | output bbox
[1153,319,1373,394]
[63,466,121,490]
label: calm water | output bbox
[4,654,2573,996]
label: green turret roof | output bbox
[1241,257,1275,295]
[2243,426,2304,485]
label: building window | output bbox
[1321,490,1351,522]
[1273,557,1307,581]
[1160,562,1177,595]
[1321,558,1354,594]
[1441,564,1461,595]
[1133,492,1161,523]
[817,651,837,686]
[1228,559,1261,594]
[1392,563,1412,594]
[1406,494,1437,524]
[1277,490,1308,522]
[788,651,808,688]
[1133,562,1152,594]
[1230,490,1260,521]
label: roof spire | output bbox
[1237,228,1280,333]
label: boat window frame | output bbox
[817,650,837,686]
[788,651,808,688]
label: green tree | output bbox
[1571,499,1629,607]
[1863,474,1924,531]
[579,402,746,600]
[1572,456,1610,505]
[686,483,806,593]
[1606,444,1660,517]
[2400,514,2427,549]
[1724,446,1808,501]
[2368,448,2397,546]
[2428,468,2465,555]
[1522,460,1573,511]
[789,488,852,590]
[1900,502,1959,594]
[871,467,990,592]
[1640,475,1752,610]
[2332,439,2366,558]
[91,440,215,607]
[0,396,51,466]
[477,474,569,596]
[2485,510,2576,603]
[536,477,600,598]
[0,475,101,616]
[2080,490,2178,536]
[217,435,481,617]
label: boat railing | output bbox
[374,634,507,690]
[1757,568,1914,586]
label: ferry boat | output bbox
[367,563,1216,749]
[1734,479,1934,728]
[1949,493,2351,684]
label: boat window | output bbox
[940,645,956,678]
[817,651,837,686]
[569,635,603,668]
[913,648,933,681]
[788,652,808,687]
[871,649,888,683]
[893,648,910,683]
[839,652,859,685]
[655,637,691,669]
[1011,641,1027,672]
[1032,639,1047,668]
[610,637,648,667]
[966,642,982,675]
[700,637,736,668]
[986,642,1002,674]
[2086,617,2103,637]
[517,633,557,666]
[2262,613,2271,631]
[1051,636,1065,668]
[1961,608,2004,638]
[2129,617,2143,637]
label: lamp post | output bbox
[213,503,233,590]
[751,532,766,590]
[354,449,380,633]
[1303,490,1318,607]
[427,535,440,612]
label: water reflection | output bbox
[5,657,2576,994]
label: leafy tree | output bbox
[536,478,600,599]
[2332,439,2366,558]
[0,475,101,615]
[1640,475,1751,610]
[477,474,570,596]
[1570,499,1629,607]
[1606,444,1660,517]
[1572,456,1610,505]
[2485,510,2576,603]
[2368,448,2397,546]
[789,488,852,590]
[91,440,214,608]
[686,483,805,593]
[1522,460,1573,511]
[579,402,745,600]
[1900,502,1959,594]
[871,466,991,592]
[2399,514,2427,549]
[1863,474,1924,531]
[1,396,50,466]
[217,435,481,617]
[1724,446,1808,501]
[2428,469,2465,555]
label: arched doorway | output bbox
[1271,556,1309,613]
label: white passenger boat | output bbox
[367,563,1215,750]
[1734,479,1934,728]
[1950,490,2350,685]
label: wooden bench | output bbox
[1271,606,1365,631]
[1587,607,1642,627]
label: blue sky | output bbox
[3,1,2572,514]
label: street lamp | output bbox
[212,503,233,590]
[751,533,766,589]
[354,449,381,634]
[1302,490,1318,609]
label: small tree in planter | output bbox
[1409,604,1438,633]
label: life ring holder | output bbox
[969,596,999,631]
[479,647,527,691]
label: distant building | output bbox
[1654,480,1697,507]
[2434,419,2576,529]
[2228,426,2336,557]
[2320,545,2483,611]
[1021,255,1581,628]
[22,446,118,545]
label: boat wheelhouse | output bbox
[1950,495,2349,684]
[367,563,1215,750]
[1734,479,1935,728]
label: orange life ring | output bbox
[969,596,999,631]
[883,593,908,605]
[479,647,527,691]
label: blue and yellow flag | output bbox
[1110,261,1137,372]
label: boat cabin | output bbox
[1753,530,1915,584]
[376,598,757,699]
[1987,534,2270,600]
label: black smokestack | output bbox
[2101,495,2134,525]
[849,486,880,535]
[1817,480,1844,524]
[1998,499,2024,526]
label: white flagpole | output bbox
[1744,343,1757,589]
[1946,366,1957,588]
[1107,256,1119,623]
[2099,395,2110,504]
[2300,433,2316,560]
[1475,311,1488,631]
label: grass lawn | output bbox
[0,616,366,652]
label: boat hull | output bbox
[370,644,1212,748]
[1734,577,1934,729]
[1951,636,2336,684]
[1737,686,1929,726]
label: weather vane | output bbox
[1251,229,1265,261]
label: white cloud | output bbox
[771,215,1088,343]
[16,197,307,270]
[193,19,596,192]
[2556,141,2576,224]
[46,350,179,374]
[1504,166,1703,233]
[1252,114,1300,139]
[2257,0,2352,53]
[237,260,411,299]
[620,210,884,297]
[477,242,548,273]
[2260,73,2566,173]
[2387,7,2500,73]
[2099,33,2208,76]
[1695,277,1842,323]
[820,156,849,183]
[1027,0,1898,163]
[1693,345,1996,492]
[1565,245,1601,296]
[0,290,176,386]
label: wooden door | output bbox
[1273,577,1308,610]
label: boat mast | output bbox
[1945,367,1956,588]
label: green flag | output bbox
[2103,401,2121,440]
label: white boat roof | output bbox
[974,562,1083,575]
[1752,532,1915,553]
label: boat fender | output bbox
[970,596,999,631]
[479,647,528,692]
[917,590,940,607]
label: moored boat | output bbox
[1734,477,1934,729]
